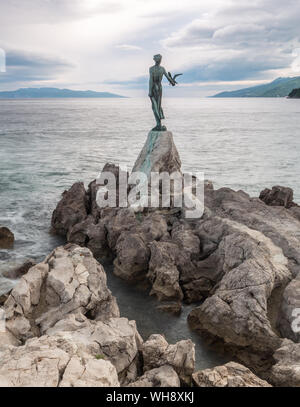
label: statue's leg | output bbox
[158,87,164,119]
[150,96,161,129]
[157,87,166,130]
[155,114,161,127]
[152,116,161,131]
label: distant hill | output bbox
[288,88,300,98]
[0,87,126,99]
[212,77,300,98]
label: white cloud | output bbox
[116,44,142,51]
[162,19,216,48]
[0,47,74,85]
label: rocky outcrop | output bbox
[290,206,300,222]
[3,244,119,342]
[114,231,150,281]
[51,182,88,236]
[0,259,36,305]
[49,127,300,387]
[172,222,214,303]
[142,334,195,385]
[128,365,180,387]
[259,185,295,208]
[277,274,300,342]
[148,241,183,302]
[2,259,36,280]
[0,329,20,356]
[50,172,300,379]
[192,362,271,387]
[49,138,196,310]
[0,294,9,306]
[67,216,110,259]
[104,208,138,252]
[113,212,169,282]
[0,335,119,387]
[204,186,300,277]
[0,227,14,249]
[0,257,198,387]
[92,163,129,213]
[51,176,300,311]
[188,216,291,356]
[45,313,143,385]
[198,185,300,348]
[0,240,198,387]
[270,340,300,386]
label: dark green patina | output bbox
[149,54,182,131]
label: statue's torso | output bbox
[150,65,164,83]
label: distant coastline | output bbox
[212,76,300,98]
[0,87,127,99]
[287,88,300,99]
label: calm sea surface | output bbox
[0,97,299,369]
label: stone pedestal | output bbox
[129,131,183,212]
[132,131,181,178]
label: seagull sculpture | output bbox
[168,72,183,85]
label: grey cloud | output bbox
[161,0,300,81]
[0,48,74,83]
[181,53,290,82]
[212,24,265,41]
[163,19,216,47]
[104,76,147,89]
[113,49,292,85]
[163,0,300,48]
[6,49,74,69]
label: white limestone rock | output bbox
[128,365,180,387]
[192,362,271,387]
[45,313,143,385]
[4,244,119,341]
[142,334,195,385]
[270,340,300,387]
[0,335,119,387]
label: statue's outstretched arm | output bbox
[163,68,176,86]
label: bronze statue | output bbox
[149,54,182,131]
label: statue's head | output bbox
[153,54,162,64]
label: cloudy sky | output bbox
[1,0,300,96]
